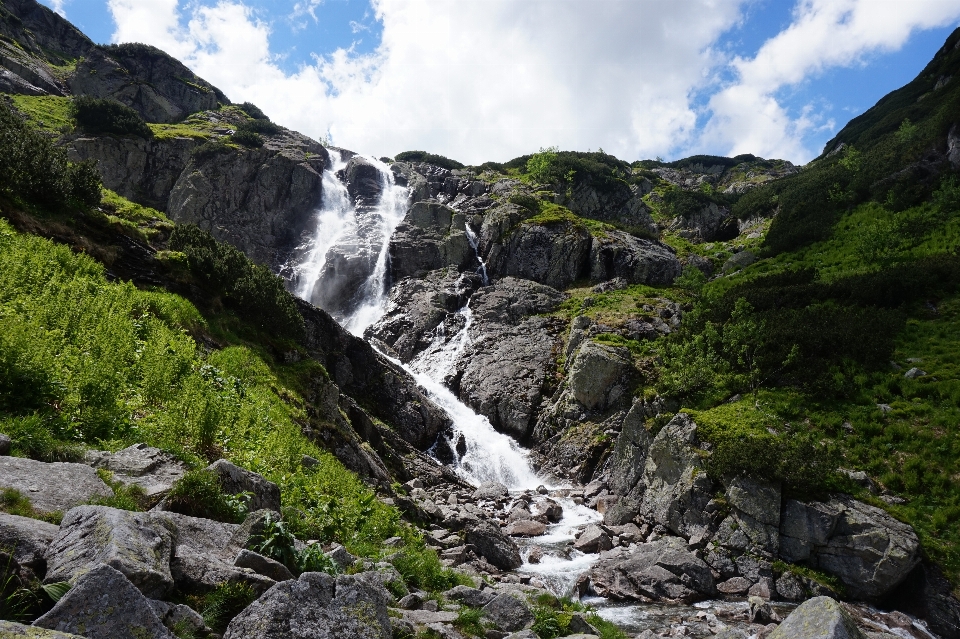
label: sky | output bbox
[39,0,960,166]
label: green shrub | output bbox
[390,540,466,592]
[453,607,486,636]
[237,119,279,135]
[165,470,249,523]
[70,96,153,138]
[168,224,304,339]
[394,150,464,170]
[190,582,256,632]
[230,129,263,148]
[295,543,338,575]
[66,160,102,206]
[249,512,297,569]
[90,469,150,511]
[238,102,268,120]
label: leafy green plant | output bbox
[90,468,149,511]
[250,512,297,570]
[70,96,153,138]
[165,470,249,523]
[231,129,263,148]
[452,607,486,637]
[193,581,256,632]
[295,543,338,575]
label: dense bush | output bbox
[0,100,101,208]
[168,225,304,339]
[164,470,249,522]
[230,129,263,148]
[394,150,464,170]
[70,96,153,138]
[238,101,268,120]
[237,118,279,135]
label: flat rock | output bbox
[234,548,294,582]
[0,621,84,637]
[769,596,866,639]
[223,572,392,639]
[84,444,187,502]
[400,609,458,624]
[585,537,715,602]
[482,593,534,632]
[443,585,495,608]
[0,456,112,513]
[34,564,174,639]
[207,459,281,512]
[0,512,59,575]
[472,482,509,501]
[44,506,176,598]
[717,576,752,595]
[504,519,546,537]
[574,524,612,554]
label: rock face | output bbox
[768,596,866,639]
[168,135,329,270]
[667,202,739,243]
[588,231,681,285]
[585,537,716,602]
[223,572,392,639]
[0,456,113,513]
[779,495,920,599]
[486,218,592,290]
[638,413,714,540]
[389,201,476,280]
[68,45,224,123]
[568,341,632,410]
[607,399,653,498]
[713,476,782,558]
[0,621,85,638]
[67,135,197,213]
[563,180,657,235]
[44,506,177,599]
[34,564,175,639]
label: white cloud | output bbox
[109,0,749,163]
[699,0,960,162]
[44,0,67,17]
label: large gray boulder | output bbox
[607,399,653,499]
[584,536,715,602]
[155,510,275,595]
[481,593,534,632]
[768,596,866,639]
[207,459,281,513]
[567,340,632,411]
[0,621,84,637]
[638,413,714,540]
[34,564,174,639]
[780,495,921,599]
[0,512,59,577]
[0,456,113,513]
[84,443,187,504]
[465,521,522,570]
[588,231,681,286]
[44,506,176,598]
[714,476,781,558]
[223,572,391,639]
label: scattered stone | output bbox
[775,571,805,601]
[0,434,11,456]
[567,613,599,635]
[482,594,534,632]
[34,564,174,639]
[536,485,548,495]
[527,547,543,564]
[876,404,892,415]
[465,522,522,570]
[148,599,209,637]
[398,592,424,610]
[44,506,176,598]
[83,444,187,502]
[769,596,866,639]
[0,456,113,513]
[749,577,775,600]
[504,520,546,537]
[602,497,639,526]
[444,585,495,608]
[0,512,59,576]
[234,549,294,582]
[326,544,358,572]
[302,455,320,468]
[904,368,927,379]
[716,577,752,595]
[472,482,509,501]
[573,524,612,554]
[223,572,392,639]
[207,459,281,512]
[583,480,606,500]
[748,596,779,624]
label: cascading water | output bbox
[342,158,409,336]
[463,223,489,286]
[294,150,352,301]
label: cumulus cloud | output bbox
[109,0,748,163]
[700,0,960,162]
[47,0,67,17]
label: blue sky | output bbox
[41,0,960,165]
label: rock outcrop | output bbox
[83,443,187,504]
[388,201,476,280]
[0,456,113,513]
[223,572,392,639]
[769,596,866,639]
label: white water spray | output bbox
[295,150,352,301]
[342,158,409,336]
[464,223,489,286]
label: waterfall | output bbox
[464,223,489,286]
[294,150,352,301]
[342,158,408,336]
